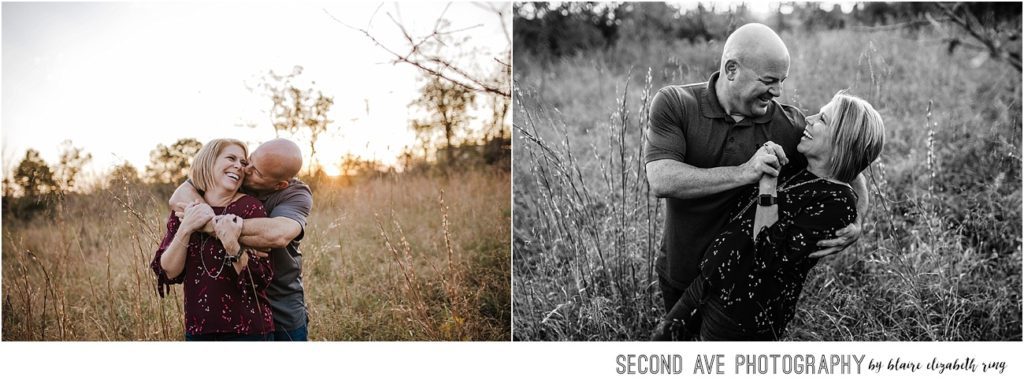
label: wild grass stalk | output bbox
[3,168,509,340]
[514,27,1021,341]
[514,66,661,340]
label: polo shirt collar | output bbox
[700,71,775,126]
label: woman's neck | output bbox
[203,187,237,207]
[805,156,832,180]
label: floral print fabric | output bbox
[151,195,274,336]
[670,170,858,340]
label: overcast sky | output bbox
[2,1,510,178]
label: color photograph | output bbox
[2,1,511,341]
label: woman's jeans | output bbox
[185,332,273,341]
[659,275,776,341]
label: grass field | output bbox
[2,168,510,341]
[513,27,1022,340]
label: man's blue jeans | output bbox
[271,324,308,341]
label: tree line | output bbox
[3,5,512,217]
[3,60,511,216]
[514,2,1021,65]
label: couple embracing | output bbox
[150,138,312,341]
[646,23,885,341]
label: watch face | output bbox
[758,194,776,206]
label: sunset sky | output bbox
[2,1,510,180]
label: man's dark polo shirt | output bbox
[644,72,807,290]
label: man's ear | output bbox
[273,180,291,191]
[724,59,739,81]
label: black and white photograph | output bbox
[513,1,1022,341]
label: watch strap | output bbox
[225,247,244,263]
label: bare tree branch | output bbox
[934,3,1021,71]
[323,4,511,98]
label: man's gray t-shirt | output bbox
[254,179,313,331]
[644,72,807,291]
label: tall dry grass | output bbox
[513,28,1021,340]
[1,168,510,341]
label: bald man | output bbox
[644,23,867,339]
[169,138,314,341]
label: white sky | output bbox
[2,1,510,179]
[667,1,859,18]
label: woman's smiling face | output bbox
[797,101,837,158]
[213,144,246,192]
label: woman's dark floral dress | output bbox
[151,195,274,336]
[667,169,857,340]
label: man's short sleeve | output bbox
[645,88,688,164]
[268,183,313,241]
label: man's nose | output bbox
[768,84,782,98]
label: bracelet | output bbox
[225,247,245,263]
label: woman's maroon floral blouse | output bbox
[151,195,274,336]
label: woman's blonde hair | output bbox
[190,138,248,192]
[825,92,885,183]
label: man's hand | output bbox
[213,214,244,244]
[809,221,862,258]
[169,181,203,213]
[738,141,788,184]
[179,201,215,234]
[248,248,271,258]
[172,202,189,217]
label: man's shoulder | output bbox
[656,81,706,102]
[258,178,312,205]
[284,178,311,192]
[276,178,312,199]
[653,82,706,116]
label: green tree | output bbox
[256,66,335,174]
[302,90,333,172]
[145,138,203,184]
[2,177,13,199]
[107,161,141,189]
[410,76,476,167]
[13,149,58,197]
[55,140,93,193]
[486,49,512,141]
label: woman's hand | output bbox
[179,200,215,234]
[738,141,788,184]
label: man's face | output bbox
[242,149,281,192]
[729,59,788,117]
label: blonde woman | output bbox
[653,92,885,341]
[151,139,274,341]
